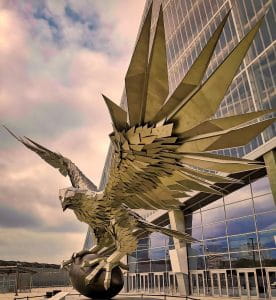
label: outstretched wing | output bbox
[4,126,97,191]
[103,6,275,210]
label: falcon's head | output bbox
[59,187,95,211]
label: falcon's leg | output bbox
[84,226,137,289]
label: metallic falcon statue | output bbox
[5,6,275,290]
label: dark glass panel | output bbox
[151,260,166,272]
[256,211,276,231]
[188,256,205,270]
[149,248,166,260]
[203,222,226,239]
[251,176,271,196]
[204,237,228,254]
[138,261,150,273]
[150,232,166,248]
[205,254,230,269]
[187,242,204,257]
[228,233,258,252]
[227,216,256,235]
[136,249,150,261]
[254,193,275,213]
[186,226,203,240]
[202,206,225,224]
[258,230,276,249]
[225,199,253,219]
[166,259,172,271]
[230,251,261,268]
[129,262,138,273]
[260,249,276,267]
[137,237,150,249]
[128,252,137,263]
[224,184,252,204]
[185,213,201,228]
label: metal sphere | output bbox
[69,254,124,299]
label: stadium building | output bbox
[84,0,276,298]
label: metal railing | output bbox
[119,293,200,300]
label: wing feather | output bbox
[4,126,97,190]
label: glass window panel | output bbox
[202,206,225,224]
[186,227,203,240]
[227,216,256,235]
[151,260,166,272]
[204,237,228,254]
[136,249,150,261]
[185,213,201,228]
[260,249,276,267]
[188,256,205,270]
[203,222,226,239]
[206,254,230,269]
[256,211,276,231]
[137,238,150,249]
[138,261,150,273]
[187,242,204,257]
[201,198,223,211]
[258,230,276,249]
[128,253,137,263]
[254,193,275,213]
[225,199,253,219]
[231,251,261,268]
[149,248,166,260]
[224,184,252,204]
[129,262,138,273]
[228,233,258,252]
[150,232,166,248]
[251,176,271,196]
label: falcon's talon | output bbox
[84,259,114,290]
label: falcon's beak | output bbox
[62,204,70,212]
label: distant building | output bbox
[84,0,276,298]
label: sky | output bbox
[0,0,146,264]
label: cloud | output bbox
[0,0,146,263]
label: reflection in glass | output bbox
[254,193,275,213]
[137,238,150,250]
[187,242,204,257]
[228,233,257,252]
[206,254,230,269]
[260,249,276,267]
[203,222,226,239]
[201,198,223,211]
[185,213,201,228]
[204,237,228,254]
[239,272,247,295]
[186,227,203,240]
[138,261,150,273]
[251,176,271,196]
[188,256,205,270]
[151,260,166,272]
[202,206,225,224]
[137,249,149,261]
[150,232,167,248]
[227,216,255,235]
[224,184,251,204]
[149,248,166,260]
[225,199,253,219]
[256,211,276,231]
[258,230,276,249]
[230,251,260,268]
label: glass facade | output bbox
[187,176,275,268]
